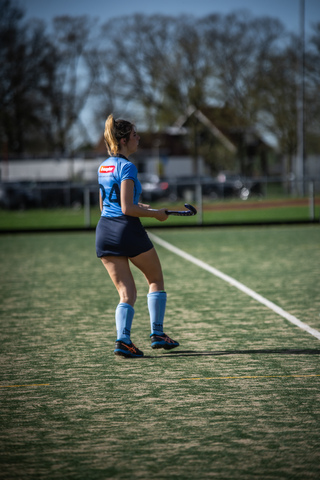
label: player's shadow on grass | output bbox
[144,348,320,358]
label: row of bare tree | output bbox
[1,0,319,165]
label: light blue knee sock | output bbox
[115,303,134,344]
[147,291,167,335]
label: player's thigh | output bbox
[130,247,164,290]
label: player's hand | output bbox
[138,202,150,209]
[155,208,169,222]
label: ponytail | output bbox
[104,114,134,155]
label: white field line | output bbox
[149,232,320,341]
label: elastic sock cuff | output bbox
[117,302,134,312]
[147,291,166,298]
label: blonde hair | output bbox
[104,114,134,155]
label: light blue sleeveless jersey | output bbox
[98,155,142,218]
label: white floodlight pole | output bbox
[296,0,305,196]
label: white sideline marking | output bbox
[149,232,320,341]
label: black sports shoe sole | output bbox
[114,349,144,358]
[151,344,178,350]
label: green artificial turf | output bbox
[1,226,320,479]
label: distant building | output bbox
[95,105,275,179]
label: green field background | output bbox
[0,197,319,230]
[1,226,320,479]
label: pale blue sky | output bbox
[21,0,320,35]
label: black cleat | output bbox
[150,333,179,350]
[114,340,144,358]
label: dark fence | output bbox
[0,177,319,227]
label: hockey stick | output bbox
[165,203,197,216]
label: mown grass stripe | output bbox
[180,374,320,381]
[149,232,320,341]
[0,384,50,388]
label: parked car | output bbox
[164,174,243,201]
[0,181,100,210]
[164,176,215,201]
[35,182,100,208]
[0,182,41,209]
[214,172,263,199]
[165,172,262,201]
[138,173,170,202]
[214,172,249,199]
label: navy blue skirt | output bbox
[96,215,154,258]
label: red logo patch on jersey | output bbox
[99,165,115,174]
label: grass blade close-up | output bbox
[0,225,320,479]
